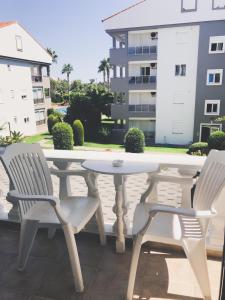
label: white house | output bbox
[0,21,52,137]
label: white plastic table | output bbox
[82,160,159,253]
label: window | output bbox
[172,121,184,134]
[35,109,46,126]
[15,35,23,51]
[209,36,225,53]
[204,100,220,115]
[181,0,197,12]
[141,67,150,76]
[44,88,50,98]
[24,117,30,123]
[212,0,225,10]
[175,64,186,76]
[33,88,44,104]
[207,69,223,85]
[10,90,15,99]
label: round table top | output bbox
[82,160,159,175]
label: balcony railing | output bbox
[36,119,46,126]
[33,98,44,105]
[129,104,156,112]
[32,75,42,83]
[129,76,157,85]
[128,46,157,56]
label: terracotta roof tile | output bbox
[0,21,17,29]
[102,0,147,22]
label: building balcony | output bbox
[32,75,42,83]
[129,75,157,90]
[111,103,128,119]
[33,98,44,105]
[0,150,222,300]
[128,104,156,118]
[128,46,157,61]
[36,119,46,126]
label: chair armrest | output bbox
[152,174,195,185]
[6,190,58,206]
[139,203,216,235]
[50,168,88,178]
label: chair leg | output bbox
[95,205,106,246]
[126,235,143,300]
[182,238,211,300]
[62,224,84,293]
[17,220,39,271]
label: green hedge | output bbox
[187,142,208,156]
[52,122,74,150]
[124,128,145,153]
[47,114,61,135]
[208,131,225,150]
[96,127,112,144]
[73,120,84,146]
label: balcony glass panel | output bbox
[128,47,135,55]
[129,105,135,111]
[150,46,157,54]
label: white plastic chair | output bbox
[145,150,216,208]
[127,150,225,300]
[0,143,106,293]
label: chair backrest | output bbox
[0,143,53,218]
[193,150,225,211]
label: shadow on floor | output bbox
[0,222,209,300]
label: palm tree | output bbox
[62,64,74,96]
[98,58,111,85]
[47,48,58,63]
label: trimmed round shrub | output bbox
[47,114,61,135]
[124,128,145,153]
[52,122,74,150]
[187,142,208,156]
[73,120,84,146]
[96,127,112,144]
[208,131,225,150]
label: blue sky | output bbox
[0,0,134,82]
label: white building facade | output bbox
[104,0,225,145]
[0,21,52,137]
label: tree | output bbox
[50,78,69,103]
[98,58,111,86]
[62,64,74,95]
[47,48,58,63]
[65,83,113,134]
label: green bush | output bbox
[52,122,73,150]
[96,127,112,144]
[73,120,84,146]
[47,108,55,116]
[124,128,145,153]
[47,114,61,135]
[0,131,23,146]
[208,131,225,150]
[187,142,208,156]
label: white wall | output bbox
[103,0,225,30]
[0,23,52,64]
[0,59,37,137]
[129,91,156,105]
[156,25,199,145]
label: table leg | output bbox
[53,161,72,199]
[113,175,127,253]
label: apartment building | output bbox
[0,21,52,137]
[103,0,225,145]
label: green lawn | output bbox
[23,133,188,154]
[23,133,51,144]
